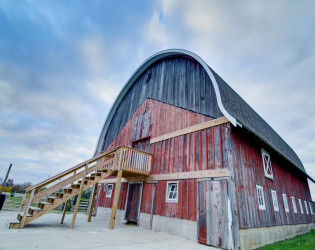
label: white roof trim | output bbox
[94,49,237,156]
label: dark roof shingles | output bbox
[210,68,305,174]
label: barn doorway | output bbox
[198,179,233,249]
[125,183,142,224]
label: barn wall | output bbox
[101,56,221,152]
[231,127,314,229]
[98,98,231,221]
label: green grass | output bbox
[258,229,315,249]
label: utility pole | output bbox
[0,164,13,195]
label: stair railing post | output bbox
[20,188,35,229]
[87,182,99,222]
[60,200,69,224]
[19,191,28,213]
[70,164,88,229]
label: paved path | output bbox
[0,211,213,250]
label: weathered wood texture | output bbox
[98,182,128,210]
[98,99,230,221]
[140,180,197,221]
[105,99,215,151]
[105,99,229,173]
[100,56,221,152]
[231,127,314,228]
[198,180,232,249]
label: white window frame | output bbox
[271,190,279,212]
[166,181,178,203]
[261,149,273,180]
[282,193,289,213]
[291,196,297,213]
[304,200,309,214]
[256,185,266,210]
[298,198,304,214]
[106,184,113,198]
[309,202,313,215]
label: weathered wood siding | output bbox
[101,56,221,151]
[98,99,230,220]
[98,182,128,210]
[140,180,197,220]
[231,127,314,228]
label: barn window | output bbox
[166,181,178,203]
[309,202,313,215]
[291,196,298,213]
[256,185,266,210]
[298,198,304,214]
[106,184,113,198]
[261,149,273,180]
[304,200,309,214]
[271,190,279,211]
[282,193,289,213]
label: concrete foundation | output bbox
[240,223,315,249]
[139,213,197,242]
[95,207,125,224]
[95,208,197,242]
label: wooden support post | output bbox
[87,182,98,222]
[60,200,69,224]
[20,189,35,229]
[70,165,88,229]
[19,192,28,213]
[109,170,123,229]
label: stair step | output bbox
[71,184,81,189]
[17,213,32,222]
[86,176,95,181]
[97,169,108,173]
[47,197,57,203]
[38,202,53,209]
[63,188,73,194]
[9,222,21,229]
[77,180,88,185]
[28,206,43,215]
[55,192,64,199]
[91,172,102,177]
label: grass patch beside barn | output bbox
[258,229,315,249]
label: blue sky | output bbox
[0,0,314,199]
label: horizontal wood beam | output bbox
[150,116,229,144]
[100,168,230,183]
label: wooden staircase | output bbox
[9,146,152,229]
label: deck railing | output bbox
[114,146,152,175]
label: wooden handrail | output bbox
[18,145,152,226]
[26,148,117,192]
[23,158,114,205]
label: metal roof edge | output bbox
[93,49,238,156]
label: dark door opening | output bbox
[125,183,141,223]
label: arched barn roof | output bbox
[95,49,313,181]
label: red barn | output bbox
[92,49,314,249]
[10,49,314,250]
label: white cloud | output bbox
[78,36,108,74]
[86,77,121,105]
[144,9,169,45]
